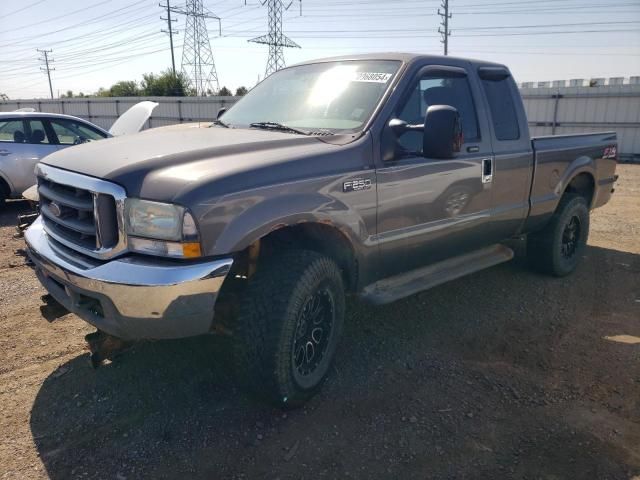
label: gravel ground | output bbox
[0,164,639,480]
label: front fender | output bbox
[209,191,368,256]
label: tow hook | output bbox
[85,330,134,368]
[16,212,39,236]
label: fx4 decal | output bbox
[603,146,617,159]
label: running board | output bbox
[360,244,514,305]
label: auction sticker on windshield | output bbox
[354,72,393,83]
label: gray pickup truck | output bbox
[25,54,618,407]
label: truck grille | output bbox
[36,164,127,259]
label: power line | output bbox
[454,0,633,7]
[37,49,55,99]
[160,0,179,74]
[222,27,639,38]
[0,0,113,35]
[459,2,640,13]
[0,3,155,50]
[1,0,47,19]
[225,20,640,34]
[248,0,303,77]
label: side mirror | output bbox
[388,118,424,136]
[217,107,227,119]
[422,105,463,159]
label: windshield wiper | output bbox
[211,119,229,128]
[249,121,309,136]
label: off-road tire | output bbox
[233,250,345,408]
[527,193,590,277]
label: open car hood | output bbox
[108,101,158,136]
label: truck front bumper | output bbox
[25,217,233,340]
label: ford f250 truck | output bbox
[25,54,618,407]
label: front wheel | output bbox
[527,193,590,277]
[233,250,345,408]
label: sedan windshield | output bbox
[221,60,401,134]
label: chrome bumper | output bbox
[25,216,233,340]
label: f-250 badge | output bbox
[343,178,372,192]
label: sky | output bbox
[1,0,639,99]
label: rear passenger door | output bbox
[375,65,496,276]
[477,67,534,240]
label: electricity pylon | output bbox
[249,0,301,77]
[170,0,221,95]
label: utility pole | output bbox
[37,49,55,99]
[170,0,221,95]
[438,0,451,56]
[248,0,302,77]
[160,0,178,75]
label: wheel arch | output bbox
[562,171,596,207]
[555,155,596,209]
[0,171,14,198]
[234,221,360,292]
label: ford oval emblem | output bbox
[49,202,62,217]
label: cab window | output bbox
[396,74,480,154]
[481,78,520,141]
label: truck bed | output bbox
[526,131,618,232]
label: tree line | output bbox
[59,69,248,98]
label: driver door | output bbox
[375,65,495,277]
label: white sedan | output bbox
[0,102,157,207]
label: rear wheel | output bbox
[527,193,589,277]
[233,250,345,408]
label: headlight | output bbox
[124,199,202,258]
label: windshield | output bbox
[221,60,401,134]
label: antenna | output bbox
[248,0,301,77]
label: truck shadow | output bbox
[29,245,639,479]
[0,199,32,227]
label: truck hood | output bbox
[40,125,343,202]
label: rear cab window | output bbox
[479,71,520,141]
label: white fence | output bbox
[521,84,640,161]
[0,96,239,131]
[2,86,639,161]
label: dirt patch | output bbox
[1,165,639,479]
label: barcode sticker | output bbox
[353,72,393,83]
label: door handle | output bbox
[0,149,11,156]
[481,158,493,184]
